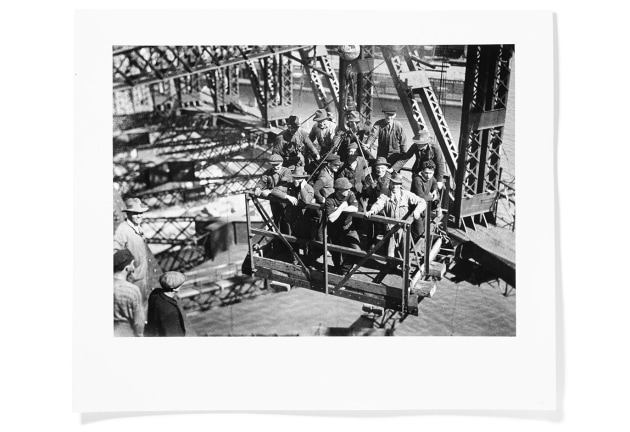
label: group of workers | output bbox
[254,105,447,274]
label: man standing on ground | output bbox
[145,271,188,337]
[113,248,145,337]
[114,197,162,308]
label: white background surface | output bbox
[3,1,629,431]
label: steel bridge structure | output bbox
[112,44,515,310]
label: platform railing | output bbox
[244,192,448,315]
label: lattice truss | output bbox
[356,45,375,124]
[113,45,303,90]
[297,46,340,113]
[382,46,458,179]
[242,53,293,123]
[459,45,513,198]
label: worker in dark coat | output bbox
[325,177,361,274]
[391,129,446,191]
[332,110,371,162]
[364,105,408,165]
[335,141,370,204]
[145,271,188,337]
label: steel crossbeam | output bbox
[298,46,341,116]
[113,45,309,91]
[454,45,514,228]
[382,48,429,132]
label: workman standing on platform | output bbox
[391,129,446,191]
[273,115,320,170]
[309,109,338,159]
[361,157,392,248]
[365,173,426,254]
[254,153,293,233]
[333,110,372,162]
[335,141,370,202]
[325,177,362,274]
[113,248,145,337]
[364,105,408,165]
[114,197,163,308]
[270,166,314,237]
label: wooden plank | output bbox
[254,268,313,289]
[333,288,403,313]
[460,191,499,217]
[254,256,305,276]
[311,271,403,299]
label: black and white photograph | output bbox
[112,44,516,337]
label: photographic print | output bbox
[112,44,516,337]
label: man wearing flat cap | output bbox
[268,166,315,238]
[145,271,188,337]
[113,248,145,337]
[114,197,163,308]
[364,105,408,165]
[361,157,392,248]
[273,115,320,170]
[325,177,362,274]
[391,129,446,192]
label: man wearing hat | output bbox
[332,110,372,163]
[325,177,362,274]
[145,271,188,337]
[309,109,338,158]
[273,115,320,170]
[391,129,446,191]
[312,153,343,204]
[113,249,145,337]
[365,173,427,256]
[114,197,163,306]
[364,105,408,165]
[255,154,294,233]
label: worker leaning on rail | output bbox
[254,154,293,233]
[391,129,446,192]
[332,110,372,163]
[273,115,320,171]
[325,177,362,274]
[365,173,427,254]
[363,105,408,165]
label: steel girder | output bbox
[454,45,514,228]
[382,47,429,133]
[243,53,294,125]
[356,45,375,125]
[113,45,308,91]
[298,46,341,117]
[403,46,458,176]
